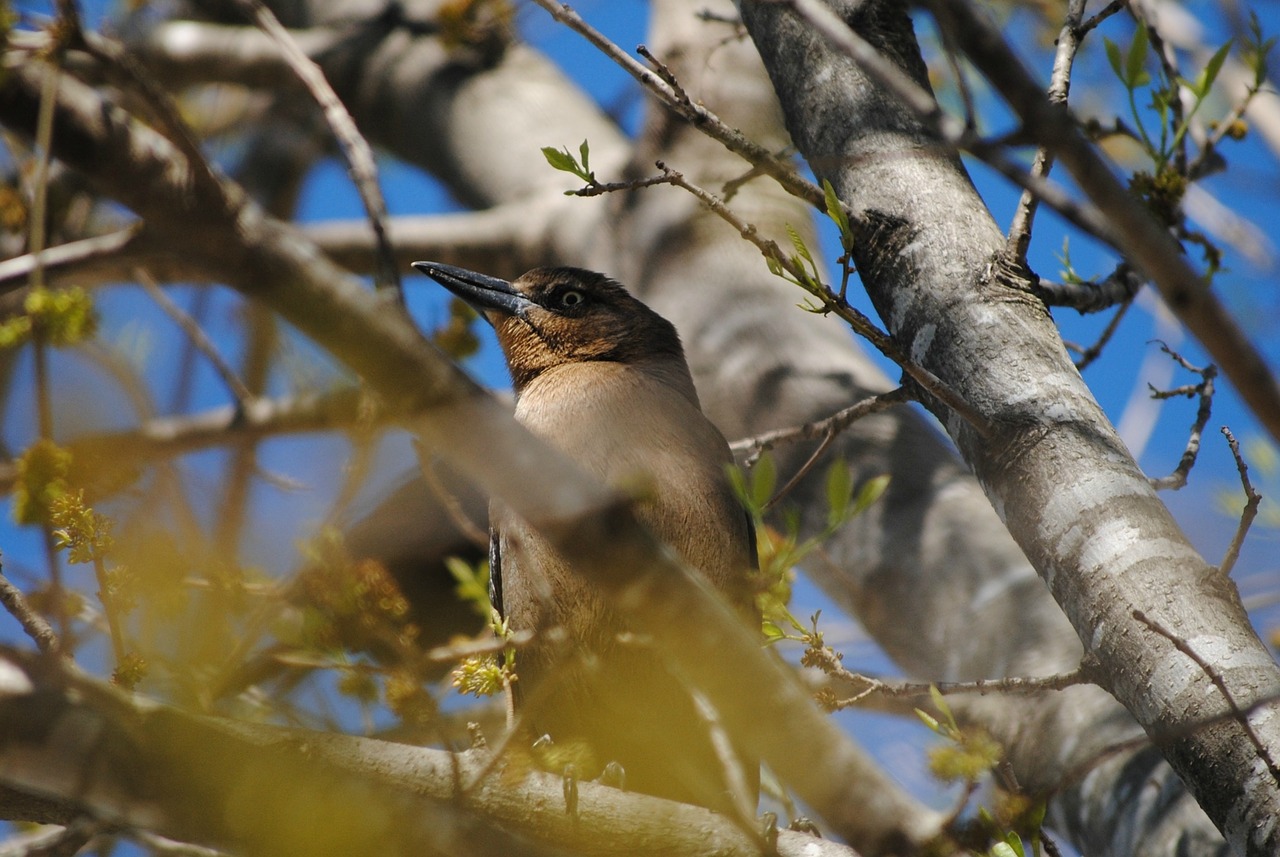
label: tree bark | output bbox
[738,1,1280,854]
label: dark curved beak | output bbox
[412,262,534,321]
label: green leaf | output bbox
[785,223,813,264]
[1105,37,1124,81]
[541,145,579,175]
[445,556,492,617]
[578,139,591,174]
[822,178,852,244]
[852,473,890,515]
[761,620,787,643]
[725,464,749,505]
[989,842,1020,857]
[751,454,777,509]
[825,459,852,528]
[929,684,954,725]
[1197,41,1232,97]
[1127,25,1150,87]
[914,708,941,732]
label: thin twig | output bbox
[1219,426,1261,577]
[232,0,401,298]
[324,431,380,531]
[29,57,70,643]
[1036,265,1143,314]
[1132,609,1280,785]
[419,453,490,549]
[567,173,676,197]
[654,161,995,439]
[1139,11,1190,175]
[0,563,60,654]
[1071,299,1134,371]
[810,641,1088,710]
[92,552,127,667]
[1148,344,1216,491]
[1190,80,1263,179]
[527,0,831,215]
[1078,0,1128,36]
[933,10,979,135]
[137,270,256,409]
[0,388,388,497]
[778,0,1118,246]
[66,25,228,213]
[731,387,911,466]
[765,429,839,513]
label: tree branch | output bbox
[0,647,864,857]
[930,0,1280,449]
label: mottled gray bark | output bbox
[738,1,1279,854]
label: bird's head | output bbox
[413,262,687,392]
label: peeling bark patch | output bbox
[1237,754,1279,851]
[1041,463,1154,548]
[1047,488,1150,568]
[910,323,935,365]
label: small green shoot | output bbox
[541,139,596,190]
[730,454,888,645]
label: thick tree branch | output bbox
[0,648,860,857]
[739,1,1280,854]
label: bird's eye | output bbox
[559,290,585,308]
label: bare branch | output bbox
[1078,0,1128,36]
[137,270,256,409]
[230,0,400,297]
[1219,426,1262,578]
[1148,345,1217,491]
[0,646,869,857]
[527,0,830,214]
[775,0,1118,245]
[1034,265,1143,314]
[418,454,490,549]
[0,566,60,655]
[929,0,1280,448]
[0,388,383,496]
[0,227,212,294]
[1068,299,1134,371]
[1006,0,1090,261]
[655,161,994,439]
[731,387,911,465]
[1132,609,1280,786]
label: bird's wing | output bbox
[745,511,759,571]
[488,527,504,620]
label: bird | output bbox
[413,261,759,816]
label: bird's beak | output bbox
[412,262,535,322]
